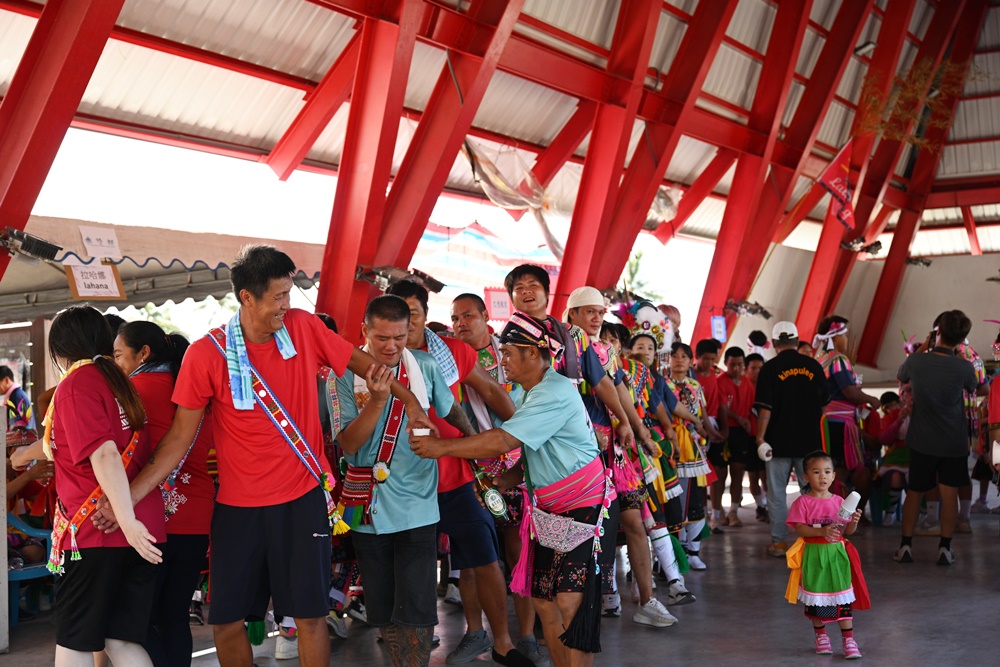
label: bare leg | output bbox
[747,470,762,497]
[620,509,653,604]
[103,639,153,667]
[938,483,959,539]
[532,599,568,667]
[554,592,592,667]
[92,652,109,667]
[505,524,536,639]
[55,646,96,667]
[459,569,483,632]
[901,489,923,538]
[293,616,331,667]
[474,561,517,655]
[380,624,433,667]
[850,467,873,519]
[729,462,746,509]
[213,620,253,667]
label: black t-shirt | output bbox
[897,351,978,457]
[754,349,831,458]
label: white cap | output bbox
[563,286,606,322]
[772,321,799,342]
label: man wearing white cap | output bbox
[565,286,677,628]
[753,322,830,557]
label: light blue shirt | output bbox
[337,351,454,534]
[500,368,600,489]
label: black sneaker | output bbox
[756,506,769,522]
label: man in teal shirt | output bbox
[411,313,607,667]
[336,295,458,666]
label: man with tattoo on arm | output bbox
[412,313,612,667]
[386,281,533,666]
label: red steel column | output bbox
[315,0,422,340]
[375,0,526,269]
[855,0,989,365]
[592,0,737,288]
[962,206,982,255]
[0,0,126,282]
[691,0,813,342]
[795,202,856,342]
[550,0,662,317]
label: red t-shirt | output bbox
[716,373,754,428]
[132,372,215,535]
[420,336,477,493]
[989,375,1000,425]
[172,309,353,507]
[696,369,721,419]
[51,365,166,548]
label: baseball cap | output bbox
[563,286,606,321]
[772,321,798,342]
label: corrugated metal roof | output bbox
[114,0,356,80]
[520,0,619,50]
[703,45,760,111]
[649,9,687,74]
[978,6,1000,50]
[681,197,727,238]
[663,136,720,185]
[0,11,35,96]
[727,0,775,53]
[938,141,1000,178]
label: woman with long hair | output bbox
[46,306,164,667]
[114,321,214,667]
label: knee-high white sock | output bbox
[649,527,680,582]
[685,519,706,553]
[609,552,619,594]
[754,493,767,508]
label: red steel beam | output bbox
[730,0,877,304]
[315,1,423,341]
[691,0,813,342]
[265,32,361,180]
[508,99,597,222]
[550,0,663,316]
[795,201,851,342]
[962,206,983,255]
[375,0,526,269]
[0,0,126,283]
[654,149,737,242]
[591,0,738,288]
[856,0,989,365]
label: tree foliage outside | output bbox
[619,251,661,302]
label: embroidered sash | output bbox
[336,362,410,529]
[48,432,139,574]
[208,328,347,534]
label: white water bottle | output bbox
[757,442,773,461]
[827,492,861,542]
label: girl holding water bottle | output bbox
[784,451,870,660]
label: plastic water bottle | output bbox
[827,491,861,542]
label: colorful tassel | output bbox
[69,525,82,562]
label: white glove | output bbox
[757,442,773,462]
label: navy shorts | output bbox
[208,486,332,624]
[352,524,438,627]
[437,482,501,569]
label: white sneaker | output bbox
[275,635,298,660]
[686,553,707,570]
[666,579,696,605]
[602,593,621,617]
[444,583,462,606]
[882,511,896,527]
[632,598,677,627]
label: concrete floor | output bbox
[6,484,1000,666]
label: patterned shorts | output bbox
[618,486,649,512]
[530,505,599,601]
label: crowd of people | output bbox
[4,244,999,667]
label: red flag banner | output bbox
[817,140,855,230]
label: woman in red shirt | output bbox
[48,306,165,666]
[114,321,214,667]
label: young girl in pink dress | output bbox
[785,451,870,660]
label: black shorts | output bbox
[208,486,332,624]
[827,421,846,467]
[707,441,727,469]
[971,456,993,482]
[352,524,438,627]
[727,427,755,467]
[531,505,601,600]
[907,449,971,492]
[438,482,501,570]
[56,546,159,651]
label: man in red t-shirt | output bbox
[694,339,728,531]
[386,281,529,666]
[110,246,432,667]
[715,347,756,528]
